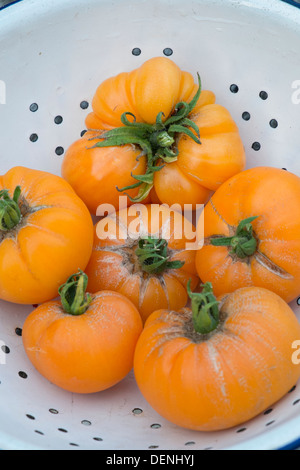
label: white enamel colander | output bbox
[0,0,300,451]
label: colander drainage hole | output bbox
[230,84,239,94]
[242,112,251,121]
[259,91,268,100]
[29,103,38,112]
[58,428,68,433]
[236,427,247,433]
[297,297,300,306]
[252,142,261,151]
[81,420,92,426]
[54,115,63,125]
[132,48,141,56]
[18,371,28,379]
[29,133,38,143]
[55,146,64,156]
[163,48,173,57]
[150,423,161,429]
[15,327,22,336]
[80,101,89,110]
[266,420,275,427]
[269,119,278,129]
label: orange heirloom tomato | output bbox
[62,57,246,213]
[22,271,143,394]
[195,166,300,303]
[134,283,300,431]
[0,166,94,305]
[85,204,199,323]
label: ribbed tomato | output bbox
[0,166,94,304]
[134,283,300,431]
[22,271,143,393]
[62,57,246,214]
[85,204,199,323]
[195,166,300,303]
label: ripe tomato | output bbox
[134,283,300,431]
[22,271,143,394]
[195,166,300,303]
[0,166,94,304]
[62,57,245,214]
[85,204,199,323]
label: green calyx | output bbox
[187,280,220,335]
[135,237,184,275]
[210,216,259,259]
[0,186,22,231]
[90,74,202,202]
[58,270,93,316]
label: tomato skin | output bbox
[177,105,246,192]
[195,166,300,303]
[134,286,300,431]
[153,162,212,207]
[61,131,147,214]
[22,290,143,394]
[133,57,183,124]
[63,57,246,211]
[85,204,199,323]
[155,103,246,206]
[0,166,94,305]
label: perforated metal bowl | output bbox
[1,0,300,450]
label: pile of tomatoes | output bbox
[2,57,300,432]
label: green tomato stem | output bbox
[58,270,93,316]
[187,280,220,335]
[0,186,22,231]
[135,237,184,275]
[210,216,259,259]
